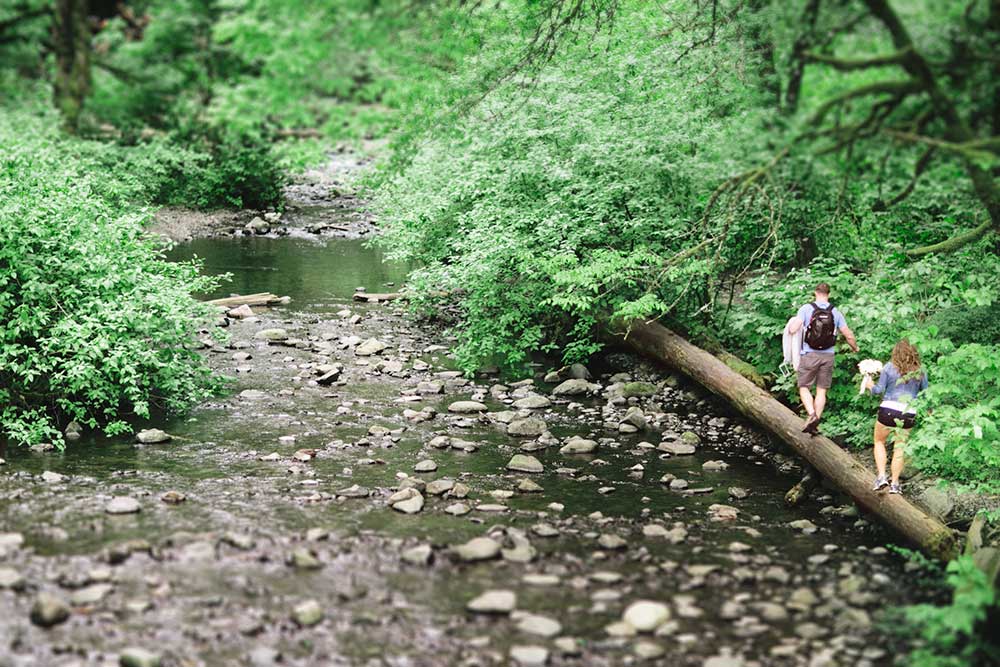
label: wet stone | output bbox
[453,537,501,562]
[136,429,171,444]
[119,648,162,667]
[30,592,71,628]
[292,599,324,627]
[552,379,597,396]
[448,400,488,413]
[512,395,551,409]
[105,497,141,515]
[467,589,516,614]
[507,455,543,473]
[41,470,67,484]
[509,645,549,666]
[507,417,547,437]
[560,437,597,454]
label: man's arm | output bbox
[839,324,859,353]
[788,317,802,334]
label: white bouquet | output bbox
[858,359,883,395]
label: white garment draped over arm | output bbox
[782,317,802,371]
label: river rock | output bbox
[355,338,388,356]
[623,601,670,632]
[507,417,547,437]
[510,646,549,667]
[71,583,113,606]
[702,460,729,471]
[507,454,543,473]
[467,589,516,614]
[445,502,471,516]
[254,328,288,342]
[453,537,501,562]
[513,395,551,409]
[552,379,596,395]
[658,442,696,455]
[30,592,70,627]
[680,430,701,445]
[290,548,322,570]
[106,497,141,515]
[621,381,657,398]
[598,534,627,550]
[390,488,424,514]
[426,479,454,495]
[704,654,745,667]
[517,614,562,637]
[416,381,443,394]
[448,400,488,413]
[413,459,438,472]
[560,437,597,454]
[622,406,648,430]
[402,544,433,566]
[119,648,162,667]
[136,429,171,444]
[292,599,324,627]
[336,484,370,498]
[40,470,67,484]
[0,567,25,590]
[789,519,818,534]
[918,486,955,519]
[517,478,544,493]
[240,389,269,400]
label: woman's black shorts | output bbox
[877,407,915,429]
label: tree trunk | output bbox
[52,0,91,132]
[621,319,957,561]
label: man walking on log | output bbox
[787,283,858,434]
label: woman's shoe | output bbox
[888,482,902,495]
[872,476,889,491]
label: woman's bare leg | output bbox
[891,428,910,484]
[873,421,890,479]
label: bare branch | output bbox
[906,219,994,257]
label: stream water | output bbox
[0,177,936,667]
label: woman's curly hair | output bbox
[891,338,922,376]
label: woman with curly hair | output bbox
[861,339,928,495]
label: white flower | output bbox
[858,359,883,375]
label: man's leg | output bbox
[798,386,815,416]
[814,387,828,419]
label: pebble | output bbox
[467,590,516,614]
[509,645,549,666]
[136,429,171,444]
[30,592,71,627]
[105,497,141,515]
[292,599,324,627]
[453,537,502,562]
[507,454,543,473]
[119,648,162,667]
[623,601,671,632]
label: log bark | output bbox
[622,319,957,561]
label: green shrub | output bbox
[0,113,225,448]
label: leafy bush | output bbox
[901,555,999,667]
[0,112,225,448]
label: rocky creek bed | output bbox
[0,154,939,667]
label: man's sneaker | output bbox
[889,482,902,495]
[802,414,821,434]
[872,476,889,491]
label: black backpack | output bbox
[804,303,837,350]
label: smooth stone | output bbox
[41,470,67,483]
[402,545,433,566]
[551,379,596,396]
[789,519,818,534]
[517,478,544,493]
[160,490,186,504]
[512,395,551,409]
[448,400,488,413]
[560,437,597,454]
[136,429,171,444]
[240,389,268,400]
[621,381,658,398]
[623,601,671,632]
[71,584,113,606]
[507,417,547,437]
[391,489,425,514]
[0,567,26,590]
[445,502,471,516]
[426,479,455,495]
[30,592,71,627]
[517,614,562,637]
[413,459,438,472]
[290,548,322,570]
[680,431,701,445]
[355,338,388,356]
[634,641,665,660]
[598,534,627,550]
[467,589,517,614]
[105,497,141,515]
[658,442,696,455]
[507,454,543,473]
[292,599,324,627]
[119,648,162,667]
[509,645,549,666]
[254,328,288,342]
[453,537,501,562]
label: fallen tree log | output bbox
[206,293,285,308]
[622,318,958,560]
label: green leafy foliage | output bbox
[0,111,225,448]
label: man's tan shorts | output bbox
[797,353,835,389]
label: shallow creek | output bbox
[0,192,935,667]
